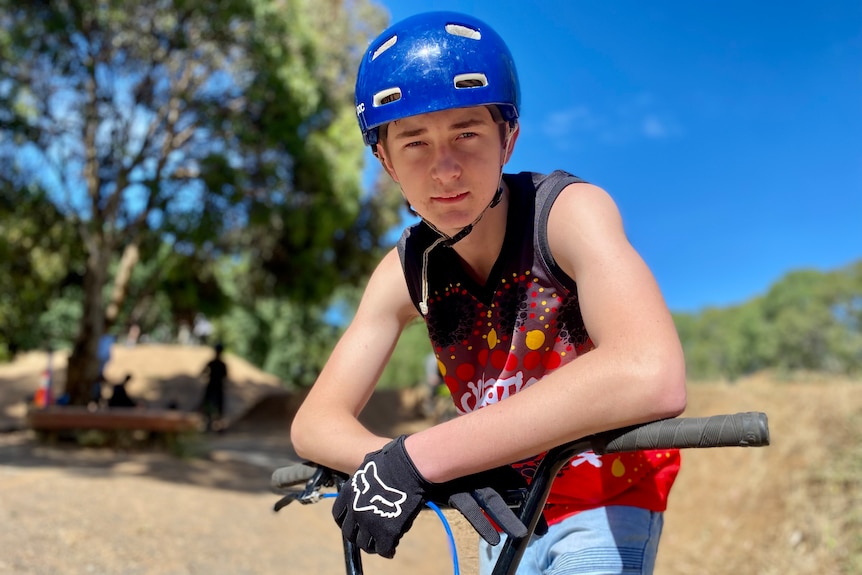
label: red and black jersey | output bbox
[397,170,680,524]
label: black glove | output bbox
[435,465,544,544]
[332,435,530,558]
[332,436,427,558]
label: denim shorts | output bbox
[479,506,664,575]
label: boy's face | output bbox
[377,106,518,236]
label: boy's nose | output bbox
[431,145,461,182]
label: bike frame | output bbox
[273,411,770,575]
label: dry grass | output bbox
[658,374,862,575]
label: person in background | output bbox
[107,374,139,408]
[193,314,213,346]
[125,323,141,347]
[89,332,117,407]
[198,343,228,431]
[290,12,687,574]
[96,333,115,379]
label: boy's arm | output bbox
[543,182,688,424]
[405,183,687,482]
[290,248,420,474]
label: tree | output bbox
[675,260,862,380]
[761,265,862,374]
[0,0,391,402]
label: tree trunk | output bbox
[65,250,108,405]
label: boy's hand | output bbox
[332,435,529,558]
[332,436,427,558]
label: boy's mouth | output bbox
[433,191,469,203]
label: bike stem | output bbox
[491,438,592,575]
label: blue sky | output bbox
[371,0,862,313]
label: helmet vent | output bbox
[454,73,488,89]
[373,87,402,106]
[445,24,481,40]
[371,34,398,61]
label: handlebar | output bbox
[272,412,769,492]
[597,411,769,453]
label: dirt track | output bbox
[1,346,859,574]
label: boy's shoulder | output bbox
[506,170,589,214]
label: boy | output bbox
[291,11,687,574]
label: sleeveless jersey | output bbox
[397,170,680,524]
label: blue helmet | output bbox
[355,12,520,147]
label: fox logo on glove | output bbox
[351,461,408,518]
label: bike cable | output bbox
[319,494,461,574]
[425,501,461,575]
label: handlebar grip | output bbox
[599,411,770,454]
[271,462,317,489]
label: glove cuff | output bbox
[385,435,434,489]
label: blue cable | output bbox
[425,501,461,575]
[320,493,461,575]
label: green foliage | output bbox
[159,252,232,322]
[675,260,862,380]
[0,179,84,356]
[211,253,339,388]
[35,286,85,350]
[219,297,338,389]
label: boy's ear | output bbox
[375,145,400,183]
[502,123,520,165]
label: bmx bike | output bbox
[272,411,770,575]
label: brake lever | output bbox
[273,467,344,511]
